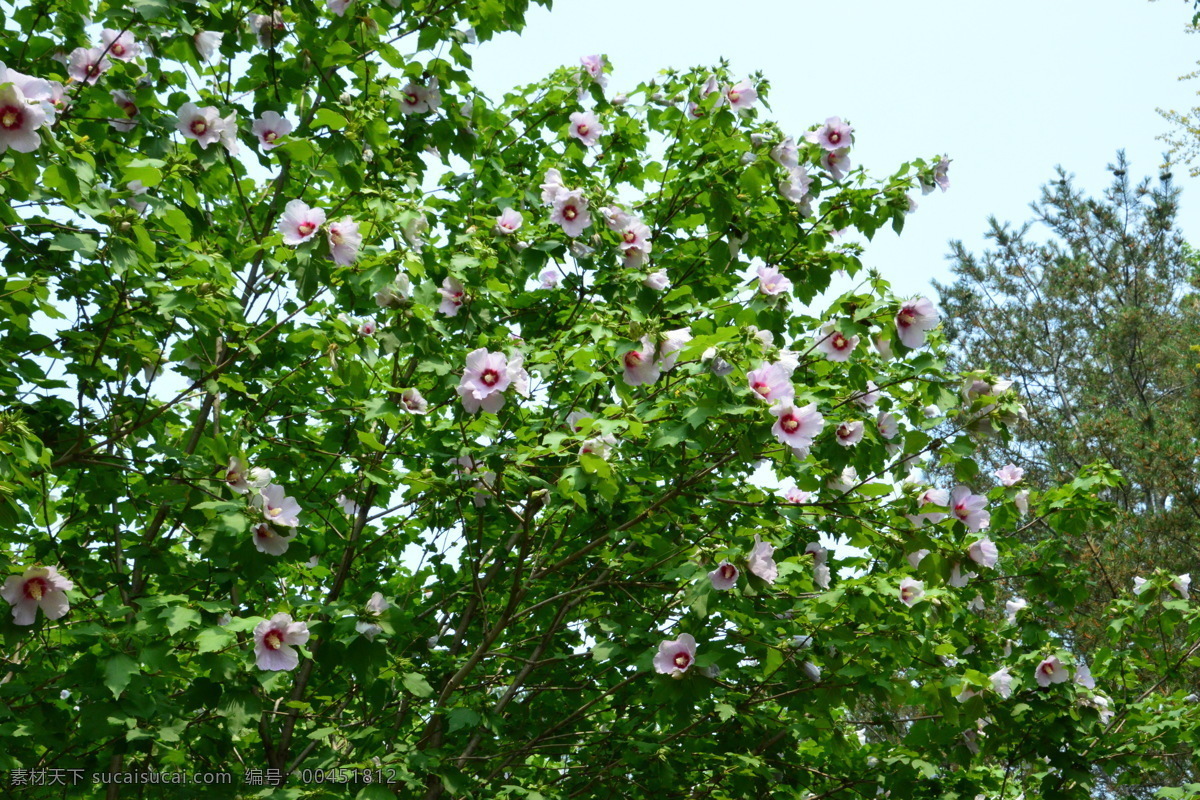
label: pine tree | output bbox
[936,153,1200,649]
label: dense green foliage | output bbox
[2,2,1200,799]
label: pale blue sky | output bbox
[471,0,1200,294]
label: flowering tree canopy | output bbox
[2,2,1200,799]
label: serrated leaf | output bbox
[403,672,435,698]
[105,654,140,699]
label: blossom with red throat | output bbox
[968,537,999,568]
[399,81,440,115]
[994,464,1023,487]
[550,189,592,238]
[815,325,859,362]
[899,578,925,607]
[400,388,428,415]
[67,47,110,84]
[950,485,990,532]
[357,318,377,336]
[908,488,948,527]
[226,457,251,494]
[252,110,293,150]
[747,535,777,584]
[821,148,851,181]
[747,363,794,404]
[278,199,326,246]
[108,90,138,132]
[835,421,864,447]
[326,218,362,266]
[708,561,739,590]
[653,633,697,677]
[618,219,652,260]
[256,484,302,528]
[253,612,310,671]
[177,102,226,149]
[895,297,939,349]
[568,110,603,147]
[457,348,529,413]
[249,12,286,48]
[620,330,691,387]
[580,433,617,460]
[251,522,294,556]
[757,265,792,296]
[580,54,607,86]
[496,208,523,234]
[1035,655,1069,688]
[770,402,824,450]
[0,82,48,154]
[100,28,140,61]
[784,487,811,504]
[724,81,757,112]
[538,267,560,289]
[438,277,466,316]
[2,566,73,626]
[809,116,854,151]
[877,411,899,440]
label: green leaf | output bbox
[105,654,140,699]
[195,627,235,653]
[313,108,350,130]
[161,606,201,635]
[403,672,435,698]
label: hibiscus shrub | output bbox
[2,1,1199,799]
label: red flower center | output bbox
[780,415,799,433]
[719,564,736,580]
[330,228,344,245]
[623,351,643,368]
[753,382,770,397]
[728,90,740,102]
[622,230,637,244]
[480,369,500,387]
[563,206,577,220]
[24,577,47,601]
[838,424,851,438]
[832,333,847,349]
[673,652,691,669]
[264,130,278,142]
[404,92,420,106]
[264,629,284,650]
[577,124,589,136]
[898,308,915,327]
[190,118,208,136]
[255,525,272,540]
[297,221,316,236]
[112,43,126,56]
[123,102,138,118]
[828,131,840,144]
